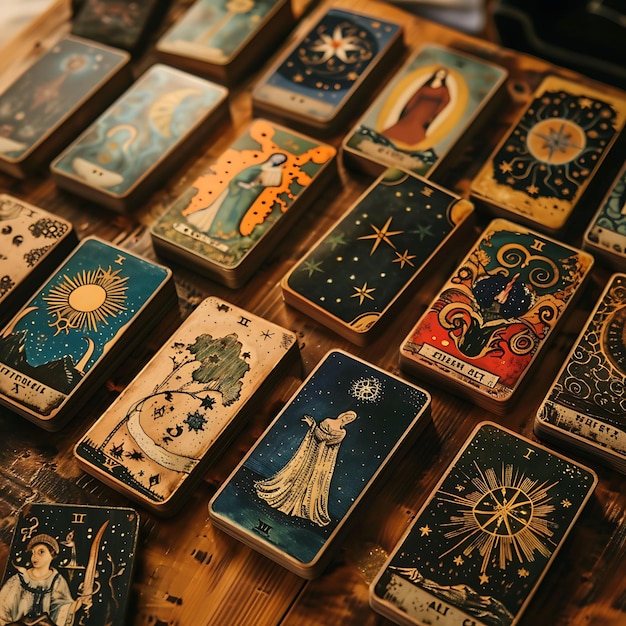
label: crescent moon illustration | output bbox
[2,307,38,337]
[75,337,95,374]
[148,88,201,138]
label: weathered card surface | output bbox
[281,168,474,343]
[400,219,594,412]
[0,502,139,626]
[74,296,298,513]
[0,237,173,428]
[0,194,76,324]
[150,118,336,286]
[343,44,507,176]
[471,75,626,233]
[209,349,431,577]
[370,422,597,626]
[536,273,626,471]
[584,163,626,270]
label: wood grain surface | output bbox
[1,0,625,624]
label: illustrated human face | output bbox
[30,544,53,570]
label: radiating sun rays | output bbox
[43,266,129,335]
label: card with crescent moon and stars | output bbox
[281,167,474,345]
[50,64,229,211]
[535,273,626,473]
[470,75,626,235]
[0,502,139,626]
[251,7,404,133]
[209,349,431,578]
[342,43,508,178]
[74,296,299,515]
[399,219,594,414]
[370,422,597,626]
[0,236,175,430]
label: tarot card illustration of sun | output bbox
[535,273,626,471]
[1,502,139,626]
[150,118,336,286]
[209,349,431,578]
[471,75,626,233]
[0,237,173,428]
[370,423,597,626]
[74,296,298,514]
[400,219,594,412]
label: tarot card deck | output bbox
[0,502,139,626]
[156,0,295,83]
[342,44,508,178]
[74,296,299,515]
[209,349,431,578]
[0,194,76,327]
[0,35,131,178]
[535,273,626,473]
[470,75,626,235]
[50,64,230,212]
[399,218,594,414]
[281,168,475,345]
[251,7,404,135]
[0,236,176,431]
[369,422,597,626]
[150,118,337,288]
[583,162,626,271]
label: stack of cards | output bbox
[535,273,626,473]
[0,35,130,178]
[0,502,139,626]
[156,0,295,84]
[399,218,594,414]
[0,194,76,327]
[370,422,597,626]
[342,44,508,178]
[470,75,626,235]
[50,64,230,212]
[74,296,299,515]
[583,163,626,271]
[0,237,176,431]
[251,7,404,135]
[209,349,431,578]
[281,168,475,345]
[150,118,336,288]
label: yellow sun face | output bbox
[43,266,129,335]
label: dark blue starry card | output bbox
[209,349,431,578]
[370,422,597,626]
[0,236,174,430]
[0,502,139,626]
[74,296,298,515]
[281,168,474,344]
[470,75,626,234]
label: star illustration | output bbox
[419,525,431,537]
[301,259,324,277]
[453,555,464,566]
[200,396,216,410]
[393,249,416,268]
[414,224,434,240]
[351,282,375,305]
[533,123,584,162]
[561,499,572,508]
[326,233,348,249]
[455,484,464,492]
[479,573,489,585]
[518,568,530,578]
[261,330,274,340]
[499,161,514,174]
[526,184,539,195]
[357,216,403,255]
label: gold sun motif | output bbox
[43,266,129,335]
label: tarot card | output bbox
[583,162,626,271]
[209,349,431,578]
[281,168,474,345]
[156,0,295,83]
[71,0,166,51]
[0,236,175,430]
[370,422,597,626]
[470,75,626,234]
[0,502,139,626]
[535,273,626,472]
[251,7,404,134]
[0,35,130,178]
[50,64,229,212]
[150,118,336,288]
[0,194,76,326]
[342,44,507,178]
[74,296,299,515]
[399,218,594,414]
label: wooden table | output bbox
[1,0,625,624]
